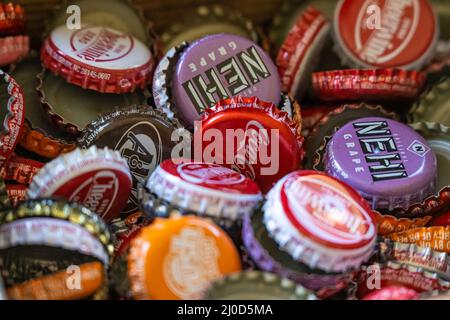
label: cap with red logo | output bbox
[263,170,377,273]
[276,6,330,100]
[333,0,439,69]
[0,70,25,169]
[145,159,262,222]
[200,96,304,193]
[27,146,132,222]
[312,69,426,102]
[41,25,154,93]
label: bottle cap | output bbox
[145,160,262,222]
[0,199,114,285]
[269,0,336,55]
[378,239,450,280]
[9,53,76,158]
[6,261,105,300]
[0,69,25,168]
[242,205,351,298]
[389,226,450,253]
[27,146,132,223]
[36,69,149,137]
[276,6,330,100]
[409,77,450,127]
[394,122,450,217]
[157,34,281,128]
[1,153,43,185]
[324,117,437,210]
[200,96,304,193]
[0,200,113,265]
[0,35,28,66]
[304,103,399,170]
[111,211,150,259]
[78,106,185,215]
[312,69,426,102]
[41,24,154,94]
[0,3,25,37]
[372,210,432,236]
[355,262,449,299]
[361,285,419,300]
[152,42,189,124]
[202,271,317,300]
[430,210,450,227]
[127,215,242,300]
[333,0,439,69]
[5,183,26,208]
[263,170,377,273]
[160,5,260,53]
[47,0,154,47]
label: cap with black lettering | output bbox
[153,34,281,129]
[324,117,437,211]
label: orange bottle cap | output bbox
[127,215,242,300]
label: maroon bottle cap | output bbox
[333,0,439,69]
[0,69,25,169]
[199,96,304,193]
[41,25,154,94]
[27,146,132,223]
[276,6,330,100]
[5,183,26,208]
[1,153,43,185]
[312,69,426,102]
[157,34,281,128]
[324,117,437,211]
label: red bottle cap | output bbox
[199,96,304,193]
[27,146,132,223]
[264,170,377,272]
[0,70,25,168]
[41,25,154,94]
[312,69,426,102]
[1,153,44,184]
[0,35,29,66]
[0,3,25,36]
[430,210,450,227]
[5,183,26,208]
[334,0,438,69]
[146,160,262,221]
[276,6,330,100]
[361,285,419,300]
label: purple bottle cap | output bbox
[172,33,281,126]
[325,117,437,211]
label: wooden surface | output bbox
[19,0,285,44]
